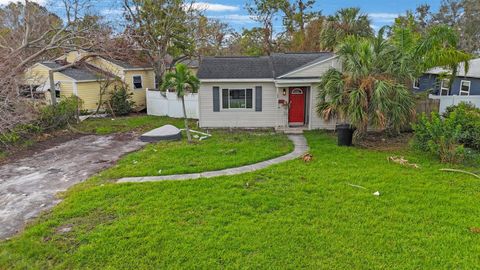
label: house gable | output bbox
[278,56,340,79]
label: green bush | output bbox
[412,112,465,163]
[38,96,82,131]
[109,85,135,116]
[0,96,81,149]
[443,102,480,150]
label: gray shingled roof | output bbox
[197,52,335,79]
[197,56,273,79]
[41,62,110,81]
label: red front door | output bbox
[288,87,305,125]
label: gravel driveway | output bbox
[0,133,146,240]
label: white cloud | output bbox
[209,14,253,24]
[368,13,401,23]
[0,0,47,5]
[190,2,239,12]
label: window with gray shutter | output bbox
[255,86,262,111]
[213,86,220,112]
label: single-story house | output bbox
[25,50,155,111]
[196,52,340,130]
[413,58,480,113]
[25,50,199,111]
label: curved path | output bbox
[117,134,309,183]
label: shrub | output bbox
[38,96,82,131]
[412,112,465,163]
[0,96,81,149]
[443,102,480,150]
[108,85,134,116]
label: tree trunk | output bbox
[48,70,57,105]
[181,95,192,142]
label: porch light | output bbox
[283,88,287,96]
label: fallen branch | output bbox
[440,169,480,179]
[387,156,420,169]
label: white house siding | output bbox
[199,82,281,128]
[280,58,340,78]
[309,85,337,130]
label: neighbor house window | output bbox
[413,78,420,89]
[460,80,471,96]
[221,88,253,109]
[440,79,450,96]
[133,75,143,89]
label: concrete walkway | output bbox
[118,134,308,183]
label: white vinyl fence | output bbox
[429,94,480,114]
[147,89,199,119]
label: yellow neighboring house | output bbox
[25,50,155,111]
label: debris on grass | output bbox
[302,153,313,162]
[440,168,480,179]
[158,169,162,175]
[347,183,367,190]
[388,156,420,169]
[347,183,381,197]
[470,227,480,234]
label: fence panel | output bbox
[429,94,480,114]
[147,89,199,119]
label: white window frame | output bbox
[413,78,420,89]
[132,75,143,89]
[440,79,450,96]
[221,88,254,110]
[459,80,471,96]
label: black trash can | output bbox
[336,124,355,146]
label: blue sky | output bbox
[195,0,442,32]
[1,0,443,33]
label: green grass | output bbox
[91,130,293,180]
[75,115,185,135]
[2,132,480,269]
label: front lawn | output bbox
[1,132,480,269]
[90,130,293,180]
[74,114,186,135]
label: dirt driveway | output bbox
[0,133,147,240]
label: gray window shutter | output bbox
[222,89,229,109]
[255,86,262,111]
[213,87,220,112]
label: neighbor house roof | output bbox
[40,61,117,81]
[197,52,335,79]
[101,57,152,70]
[426,58,480,78]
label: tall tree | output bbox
[399,0,480,53]
[246,0,283,55]
[0,0,109,132]
[227,28,265,56]
[195,15,233,56]
[280,0,320,51]
[160,63,199,143]
[319,7,373,51]
[124,0,196,85]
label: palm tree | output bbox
[317,31,416,136]
[161,63,200,143]
[317,24,471,139]
[319,7,373,51]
